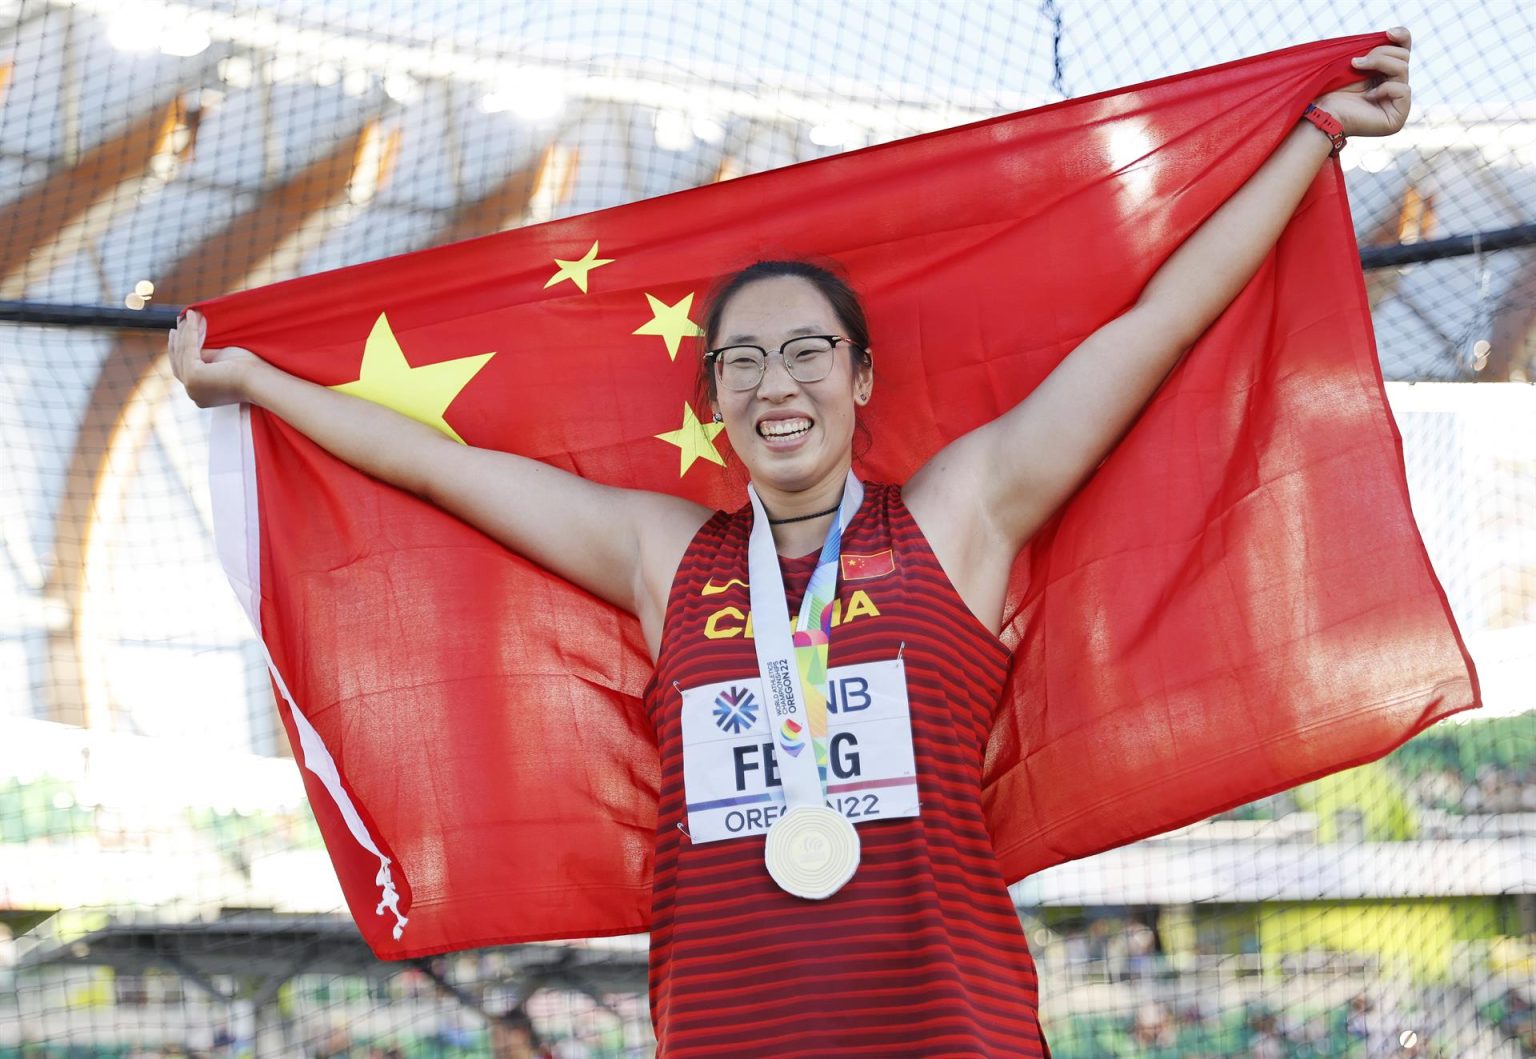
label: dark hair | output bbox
[694,259,873,408]
[494,1007,538,1045]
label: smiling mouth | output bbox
[758,417,813,440]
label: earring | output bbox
[711,411,723,423]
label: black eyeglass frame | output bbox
[703,334,865,391]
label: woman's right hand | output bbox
[168,309,259,408]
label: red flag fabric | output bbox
[199,33,1478,960]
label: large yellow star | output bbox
[329,314,494,445]
[544,241,614,293]
[654,403,727,476]
[632,292,703,361]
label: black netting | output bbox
[3,3,1534,1057]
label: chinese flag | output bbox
[198,34,1478,959]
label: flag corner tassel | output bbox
[375,860,408,939]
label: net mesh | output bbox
[2,1,1534,1056]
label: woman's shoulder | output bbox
[677,502,750,564]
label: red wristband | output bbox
[1302,103,1347,156]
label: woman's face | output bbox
[711,275,872,498]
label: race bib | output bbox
[680,658,918,843]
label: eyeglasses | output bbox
[705,335,862,392]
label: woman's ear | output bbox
[855,351,874,405]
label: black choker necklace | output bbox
[767,502,841,525]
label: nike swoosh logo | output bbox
[701,578,749,596]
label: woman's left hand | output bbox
[1315,26,1412,139]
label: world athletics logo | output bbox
[779,717,806,757]
[712,686,759,735]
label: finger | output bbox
[1366,55,1410,81]
[1386,26,1411,49]
[1369,78,1411,99]
[182,314,212,363]
[168,327,188,381]
[1353,53,1409,79]
[1367,81,1412,110]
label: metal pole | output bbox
[0,302,181,328]
[3,224,1536,329]
[1359,222,1536,269]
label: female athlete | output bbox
[171,29,1412,1057]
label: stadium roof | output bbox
[21,911,648,1000]
[1018,835,1536,905]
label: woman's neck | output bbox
[756,469,851,557]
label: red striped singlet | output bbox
[643,484,1048,1057]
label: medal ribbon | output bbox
[746,472,864,814]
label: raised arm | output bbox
[170,310,710,656]
[906,29,1412,630]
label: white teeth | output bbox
[759,418,811,438]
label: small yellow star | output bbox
[330,314,494,445]
[544,241,614,293]
[654,403,727,476]
[632,292,703,361]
